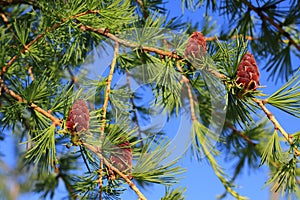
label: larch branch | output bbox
[80,22,299,156]
[80,24,182,60]
[242,0,300,52]
[176,62,197,122]
[1,82,62,126]
[225,121,257,146]
[98,42,119,199]
[1,78,147,199]
[0,10,100,76]
[252,98,300,156]
[82,141,147,200]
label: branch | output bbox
[206,35,257,41]
[80,24,182,60]
[1,77,147,199]
[252,98,300,156]
[242,0,300,52]
[0,0,35,6]
[0,10,100,76]
[135,0,149,19]
[1,81,62,126]
[66,65,79,88]
[82,141,147,200]
[100,42,119,133]
[80,22,300,157]
[176,62,197,122]
[225,121,257,146]
[98,42,119,200]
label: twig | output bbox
[27,65,34,81]
[66,65,79,88]
[225,121,257,146]
[252,98,300,156]
[0,10,100,76]
[206,35,257,41]
[176,62,197,121]
[125,70,144,147]
[82,141,147,200]
[80,24,182,60]
[1,82,62,126]
[242,0,300,52]
[80,22,300,156]
[135,0,149,19]
[0,9,9,25]
[98,42,119,199]
[100,42,119,133]
[1,78,147,199]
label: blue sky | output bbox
[1,1,299,200]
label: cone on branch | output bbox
[66,100,90,133]
[235,52,260,91]
[109,139,132,180]
[184,31,207,60]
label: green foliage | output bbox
[0,0,299,199]
[260,130,283,167]
[133,139,185,185]
[267,69,300,118]
[161,187,186,200]
[266,156,297,194]
[24,125,57,173]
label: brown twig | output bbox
[0,9,9,25]
[82,141,147,200]
[100,42,119,133]
[176,62,197,122]
[1,82,62,126]
[80,24,182,60]
[98,42,119,200]
[242,0,300,52]
[1,77,147,199]
[27,65,34,81]
[225,121,257,146]
[0,10,100,76]
[252,98,300,156]
[206,35,257,41]
[135,0,149,19]
[66,65,79,88]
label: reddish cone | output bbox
[66,100,90,132]
[185,31,207,59]
[236,52,260,90]
[110,140,132,173]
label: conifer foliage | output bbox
[0,0,300,200]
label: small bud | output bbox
[235,52,260,90]
[66,100,90,133]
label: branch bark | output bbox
[252,98,300,156]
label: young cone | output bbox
[236,52,260,90]
[66,100,90,133]
[109,140,132,180]
[110,140,132,172]
[184,31,207,59]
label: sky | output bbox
[1,1,299,200]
